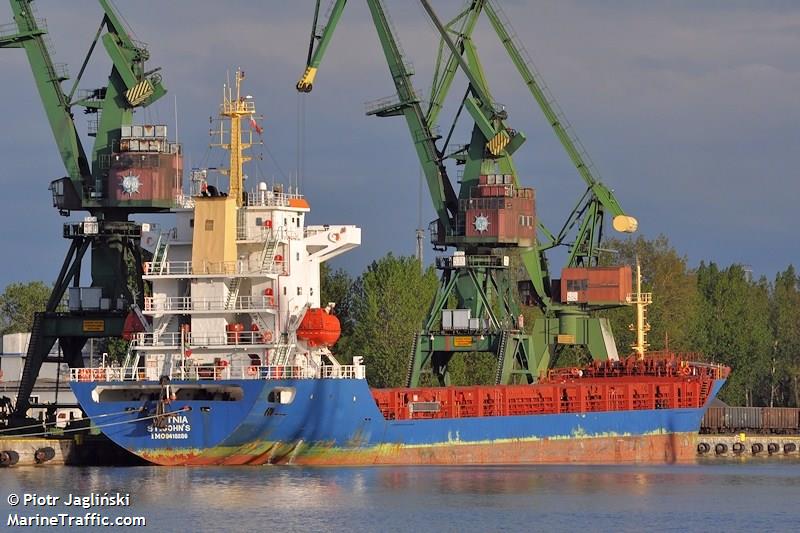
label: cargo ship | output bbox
[69,72,729,466]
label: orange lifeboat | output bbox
[296,308,341,347]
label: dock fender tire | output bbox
[34,447,56,464]
[751,443,763,454]
[784,443,797,454]
[767,443,779,455]
[714,443,727,455]
[732,442,744,455]
[0,450,20,467]
[697,442,711,454]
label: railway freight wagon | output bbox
[701,407,800,434]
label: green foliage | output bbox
[344,254,438,388]
[0,281,51,335]
[772,266,800,406]
[320,263,355,337]
[695,264,773,406]
[446,352,497,386]
[101,337,129,365]
[600,235,700,353]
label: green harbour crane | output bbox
[0,0,175,421]
[298,0,638,386]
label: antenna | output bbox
[174,93,180,194]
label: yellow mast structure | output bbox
[192,70,260,275]
[213,68,257,207]
[626,258,652,359]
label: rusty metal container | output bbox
[726,407,762,432]
[463,189,535,245]
[108,152,183,205]
[762,407,800,433]
[561,266,632,304]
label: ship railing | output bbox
[134,331,271,347]
[69,364,367,382]
[144,295,276,312]
[173,364,365,381]
[303,227,325,237]
[237,225,271,241]
[245,191,305,208]
[541,352,730,382]
[143,259,284,276]
[222,99,256,115]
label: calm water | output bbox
[3,461,800,532]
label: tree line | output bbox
[1,237,798,407]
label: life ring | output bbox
[328,232,340,242]
[247,366,259,377]
[680,366,691,377]
[261,330,273,343]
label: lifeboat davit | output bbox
[296,308,341,347]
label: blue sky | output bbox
[0,1,798,290]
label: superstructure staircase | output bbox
[271,304,311,366]
[121,342,141,379]
[154,315,176,336]
[272,341,293,366]
[259,229,279,273]
[251,312,272,338]
[150,233,170,274]
[225,278,242,310]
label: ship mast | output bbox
[213,68,258,206]
[627,258,652,359]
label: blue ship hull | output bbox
[70,378,725,465]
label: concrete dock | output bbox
[694,434,800,458]
[0,434,143,467]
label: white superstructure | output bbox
[125,70,361,381]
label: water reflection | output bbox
[2,463,800,532]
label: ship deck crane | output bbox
[0,0,173,421]
[300,0,638,386]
